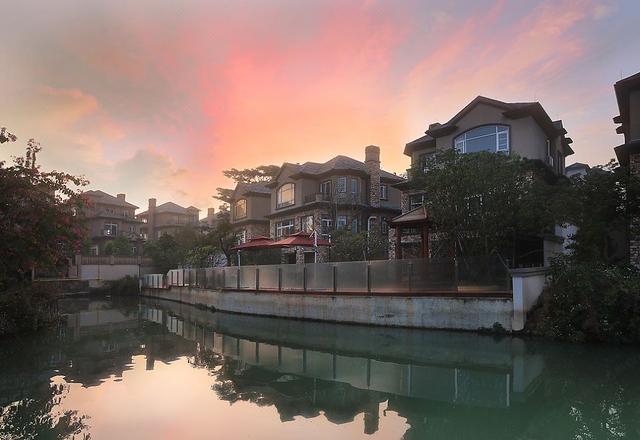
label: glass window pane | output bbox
[497,132,508,151]
[465,134,497,153]
[466,125,497,138]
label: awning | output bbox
[271,231,330,248]
[230,236,275,251]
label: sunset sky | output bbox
[1,0,639,214]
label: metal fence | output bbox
[142,257,511,294]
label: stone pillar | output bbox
[365,145,381,208]
[388,229,398,259]
[295,246,305,264]
[630,153,640,268]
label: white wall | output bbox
[511,268,548,331]
[79,264,140,281]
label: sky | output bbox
[1,0,639,215]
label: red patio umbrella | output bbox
[230,236,275,251]
[270,231,330,248]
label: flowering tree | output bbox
[0,128,88,288]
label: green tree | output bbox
[564,160,639,264]
[214,165,279,205]
[103,235,132,257]
[0,129,88,288]
[329,230,388,262]
[409,149,566,261]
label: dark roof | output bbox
[234,182,271,197]
[138,201,200,217]
[269,155,404,186]
[565,162,590,171]
[614,71,640,143]
[82,190,139,209]
[405,95,572,156]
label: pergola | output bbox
[389,206,430,260]
[230,231,330,265]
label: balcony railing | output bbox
[303,193,361,205]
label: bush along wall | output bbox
[0,286,59,337]
[527,257,640,343]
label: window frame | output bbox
[320,180,332,195]
[275,219,295,238]
[409,193,426,210]
[380,184,388,200]
[276,183,296,209]
[453,124,510,154]
[104,222,118,236]
[336,177,347,193]
[235,199,247,219]
[336,215,347,230]
[300,215,314,233]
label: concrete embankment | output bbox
[142,286,513,331]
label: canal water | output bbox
[1,297,639,439]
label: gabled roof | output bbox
[267,154,404,186]
[138,201,200,217]
[405,95,571,156]
[82,190,139,209]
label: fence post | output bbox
[366,263,371,294]
[332,265,337,293]
[182,268,185,287]
[278,267,282,291]
[255,267,260,291]
[222,268,226,289]
[303,266,307,292]
[408,262,413,293]
[195,269,198,287]
[237,267,240,290]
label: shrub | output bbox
[0,286,59,336]
[527,257,640,343]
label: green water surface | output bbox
[1,297,639,439]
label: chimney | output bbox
[117,193,126,201]
[365,145,381,208]
[148,198,157,240]
[208,207,215,218]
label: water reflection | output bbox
[1,297,639,439]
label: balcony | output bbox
[303,193,361,205]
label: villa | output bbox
[137,199,201,240]
[390,96,575,265]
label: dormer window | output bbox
[276,183,295,208]
[454,125,509,154]
[235,199,247,219]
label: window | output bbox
[237,229,247,244]
[104,223,118,236]
[350,178,359,194]
[409,193,425,210]
[351,217,359,233]
[336,177,347,193]
[235,199,247,219]
[320,180,332,196]
[380,184,388,200]
[454,125,509,154]
[336,215,347,230]
[381,217,389,234]
[321,217,333,236]
[301,215,314,232]
[546,140,554,168]
[275,219,294,237]
[419,153,434,173]
[276,183,295,208]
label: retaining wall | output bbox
[143,287,513,331]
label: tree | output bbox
[408,149,566,261]
[328,230,388,262]
[564,160,640,264]
[214,165,279,205]
[103,235,133,257]
[0,129,88,288]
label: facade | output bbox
[200,207,228,232]
[137,199,200,239]
[80,190,143,255]
[230,182,272,243]
[264,145,404,263]
[613,71,640,268]
[391,96,574,262]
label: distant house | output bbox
[137,199,200,239]
[564,162,590,178]
[200,207,228,231]
[391,96,574,264]
[613,71,640,268]
[264,146,404,263]
[80,190,143,255]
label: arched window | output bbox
[454,125,509,154]
[276,183,295,208]
[235,199,247,219]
